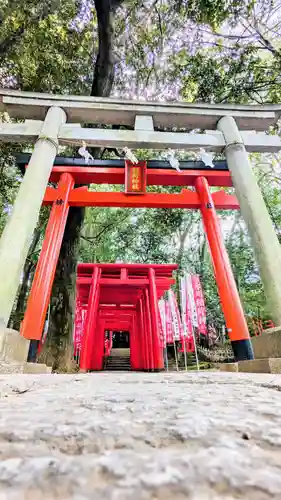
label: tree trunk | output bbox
[40,0,124,370]
[39,207,85,371]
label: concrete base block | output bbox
[251,327,281,359]
[0,329,30,363]
[238,358,281,374]
[219,363,238,372]
[0,361,52,374]
[23,363,52,374]
[0,361,25,374]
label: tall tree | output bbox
[43,0,126,369]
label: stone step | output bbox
[107,356,130,362]
[106,365,131,370]
[107,359,130,364]
[106,367,131,371]
[106,365,131,369]
[107,360,131,363]
[110,348,130,357]
[107,366,131,370]
[105,355,131,371]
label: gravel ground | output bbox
[0,371,281,499]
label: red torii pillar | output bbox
[92,316,106,371]
[144,289,154,371]
[195,176,253,361]
[80,267,101,371]
[20,173,74,341]
[139,297,148,371]
[130,312,139,370]
[148,268,164,370]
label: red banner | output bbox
[168,289,184,341]
[104,331,113,356]
[125,160,147,194]
[74,298,87,356]
[191,275,207,335]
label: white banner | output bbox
[186,274,198,328]
[180,276,187,337]
[158,299,166,346]
[168,289,180,341]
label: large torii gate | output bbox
[0,90,281,365]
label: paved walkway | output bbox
[0,371,281,499]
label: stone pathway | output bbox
[0,371,281,499]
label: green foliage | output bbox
[176,0,256,28]
[178,48,281,104]
[0,1,96,93]
[0,145,21,235]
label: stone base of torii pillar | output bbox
[0,328,52,373]
[219,326,281,374]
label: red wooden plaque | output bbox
[125,160,147,194]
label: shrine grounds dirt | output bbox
[0,371,281,499]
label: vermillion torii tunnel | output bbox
[76,263,177,371]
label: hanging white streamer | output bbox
[167,149,181,172]
[199,148,214,168]
[123,147,138,164]
[78,141,93,164]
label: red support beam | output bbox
[78,263,178,271]
[99,311,134,318]
[104,322,131,330]
[21,173,74,340]
[48,166,233,188]
[43,187,239,210]
[195,176,252,354]
[77,278,175,289]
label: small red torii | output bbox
[76,263,177,371]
